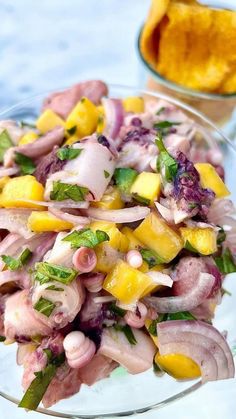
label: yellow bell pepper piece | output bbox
[155,352,201,380]
[0,176,10,190]
[103,259,157,304]
[130,172,161,205]
[195,163,230,198]
[0,176,45,209]
[96,105,105,134]
[91,187,124,210]
[180,226,217,255]
[66,97,99,138]
[19,131,38,145]
[145,319,158,346]
[122,97,144,113]
[90,221,129,252]
[134,213,183,263]
[36,109,65,134]
[121,226,144,250]
[28,211,73,232]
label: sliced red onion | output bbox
[102,98,124,139]
[49,207,89,225]
[17,343,37,366]
[85,206,150,223]
[0,270,29,287]
[0,166,19,177]
[80,273,105,293]
[0,209,33,239]
[27,233,56,267]
[157,320,235,381]
[17,199,89,209]
[155,202,173,223]
[146,271,173,288]
[143,273,215,313]
[93,295,116,304]
[72,247,97,273]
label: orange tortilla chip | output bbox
[140,0,236,94]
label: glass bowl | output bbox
[0,84,235,418]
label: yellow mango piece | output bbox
[90,221,129,252]
[134,213,183,263]
[180,227,217,256]
[96,105,105,134]
[121,227,144,250]
[66,97,98,138]
[195,163,230,198]
[155,352,201,380]
[103,259,156,304]
[122,97,144,113]
[0,176,45,209]
[28,211,73,232]
[19,131,38,145]
[0,176,10,190]
[145,319,158,347]
[64,134,80,146]
[94,243,119,274]
[130,172,161,205]
[91,187,124,210]
[36,109,65,134]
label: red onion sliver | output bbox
[102,98,124,139]
[15,199,89,209]
[72,247,97,273]
[80,273,105,293]
[85,206,150,223]
[155,202,173,223]
[146,271,173,288]
[93,296,116,304]
[0,209,33,239]
[0,166,19,177]
[49,207,89,225]
[0,270,28,287]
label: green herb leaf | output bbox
[114,324,137,345]
[156,107,166,116]
[35,262,77,285]
[19,121,36,129]
[165,311,196,321]
[2,248,32,271]
[43,348,53,362]
[45,285,64,291]
[155,135,178,182]
[50,181,88,202]
[66,126,77,136]
[20,248,33,264]
[34,297,56,317]
[109,303,126,318]
[217,227,226,246]
[148,319,159,336]
[154,120,180,136]
[221,287,232,297]
[104,170,110,179]
[62,228,109,249]
[15,152,36,175]
[132,193,150,206]
[114,168,138,194]
[57,147,82,161]
[153,360,163,374]
[215,248,236,274]
[0,336,6,342]
[0,130,13,162]
[140,248,163,268]
[18,353,65,410]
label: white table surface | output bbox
[0,0,236,418]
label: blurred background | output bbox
[0,0,236,418]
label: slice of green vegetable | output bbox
[35,262,77,285]
[113,168,138,194]
[215,247,236,274]
[50,181,88,202]
[114,324,137,345]
[62,228,109,249]
[0,130,13,163]
[140,248,163,268]
[2,248,32,271]
[33,297,56,317]
[57,147,82,161]
[155,135,178,182]
[15,152,36,175]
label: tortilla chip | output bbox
[140,0,236,94]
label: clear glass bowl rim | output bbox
[0,83,235,418]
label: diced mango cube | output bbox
[134,213,183,263]
[90,221,129,252]
[19,131,38,145]
[28,211,73,232]
[121,227,144,250]
[36,109,65,134]
[122,97,144,113]
[155,352,201,380]
[180,227,217,255]
[92,187,124,210]
[130,172,161,205]
[103,259,156,304]
[195,163,230,198]
[94,243,119,274]
[0,176,10,190]
[0,176,45,209]
[66,97,98,138]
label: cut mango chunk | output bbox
[180,227,217,255]
[103,259,157,304]
[36,109,65,134]
[122,97,144,113]
[28,211,73,232]
[90,221,129,252]
[66,97,98,138]
[64,134,79,146]
[91,187,124,210]
[155,352,201,380]
[0,176,45,209]
[19,131,38,145]
[130,172,161,205]
[134,213,183,263]
[94,243,119,274]
[195,163,230,198]
[121,227,144,250]
[0,176,10,190]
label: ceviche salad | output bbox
[0,80,235,410]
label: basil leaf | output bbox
[140,248,163,268]
[114,168,138,194]
[217,227,226,246]
[45,285,64,291]
[2,248,32,271]
[67,125,77,135]
[109,303,126,318]
[155,135,178,182]
[57,147,82,161]
[62,228,109,249]
[35,262,77,285]
[165,311,196,321]
[34,297,56,317]
[50,181,88,202]
[148,319,159,336]
[114,324,137,345]
[15,152,36,175]
[215,248,236,274]
[18,353,65,410]
[154,121,180,130]
[0,336,6,342]
[104,170,110,179]
[20,248,32,264]
[0,130,13,162]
